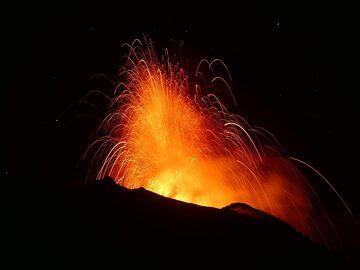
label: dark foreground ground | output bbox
[5,177,350,267]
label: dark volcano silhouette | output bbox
[8,176,346,267]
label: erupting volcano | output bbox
[86,38,350,240]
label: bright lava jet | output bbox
[86,38,351,242]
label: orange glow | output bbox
[89,39,315,237]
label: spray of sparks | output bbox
[86,38,352,240]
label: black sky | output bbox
[5,6,358,214]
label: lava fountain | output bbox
[86,38,350,240]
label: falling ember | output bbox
[86,38,350,240]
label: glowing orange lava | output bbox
[88,39,320,237]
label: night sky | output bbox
[6,6,358,217]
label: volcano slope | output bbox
[8,177,345,267]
